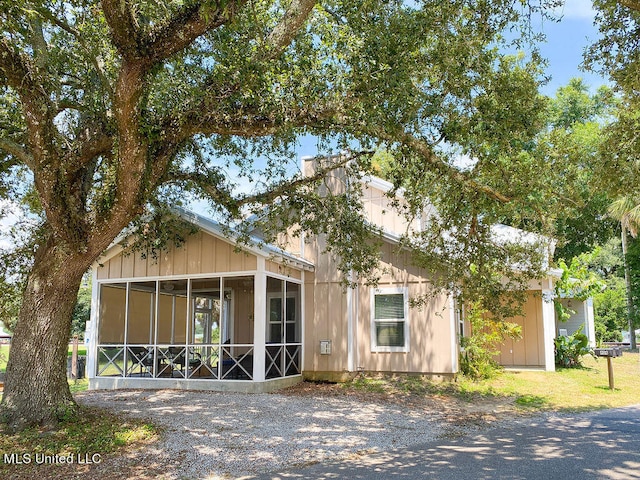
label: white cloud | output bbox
[0,200,23,250]
[556,0,596,20]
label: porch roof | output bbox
[174,207,315,272]
[96,207,315,273]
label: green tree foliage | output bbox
[0,0,565,427]
[587,1,640,186]
[586,238,627,343]
[554,254,606,322]
[594,276,626,343]
[624,235,640,332]
[554,325,594,368]
[559,238,631,345]
[547,80,618,260]
[607,196,640,348]
[587,2,640,210]
[459,303,522,379]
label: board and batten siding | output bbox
[357,242,455,375]
[496,291,546,367]
[303,234,457,378]
[97,231,258,280]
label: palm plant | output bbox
[608,196,640,349]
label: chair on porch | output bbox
[128,346,155,376]
[221,340,253,380]
[168,346,205,377]
[168,346,186,376]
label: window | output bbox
[371,287,409,352]
[455,300,465,343]
[266,278,301,344]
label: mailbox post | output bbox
[594,347,623,390]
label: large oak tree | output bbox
[0,0,559,428]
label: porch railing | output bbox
[97,342,301,381]
[97,344,254,380]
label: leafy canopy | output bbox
[0,1,565,317]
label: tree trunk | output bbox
[622,229,637,350]
[1,238,88,429]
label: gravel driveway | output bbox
[75,388,453,479]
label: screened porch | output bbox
[94,274,302,382]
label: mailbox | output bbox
[594,346,623,390]
[594,347,622,358]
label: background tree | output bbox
[544,78,617,261]
[0,0,561,428]
[608,197,640,348]
[588,238,627,343]
[586,1,640,348]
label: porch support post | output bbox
[585,298,596,347]
[449,295,458,374]
[87,268,99,382]
[542,289,556,372]
[253,258,267,382]
[347,270,354,372]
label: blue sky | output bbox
[536,0,606,95]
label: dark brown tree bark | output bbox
[2,238,90,429]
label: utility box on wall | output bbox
[320,340,332,355]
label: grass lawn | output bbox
[0,406,158,479]
[0,344,86,374]
[483,352,640,411]
[344,351,640,413]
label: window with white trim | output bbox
[455,300,465,342]
[371,287,409,352]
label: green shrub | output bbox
[460,303,522,380]
[554,326,595,368]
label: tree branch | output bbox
[144,2,240,64]
[167,170,240,214]
[178,101,340,140]
[0,37,55,166]
[74,130,113,170]
[29,17,48,71]
[384,129,512,203]
[35,6,79,36]
[618,0,640,12]
[100,0,141,59]
[236,151,365,207]
[165,151,367,217]
[0,139,34,168]
[36,6,114,99]
[257,0,317,61]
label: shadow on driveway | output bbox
[256,405,640,480]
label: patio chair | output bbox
[221,342,253,380]
[128,346,155,376]
[168,346,204,377]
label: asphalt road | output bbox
[256,405,640,480]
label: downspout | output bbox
[449,295,458,374]
[347,270,355,372]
